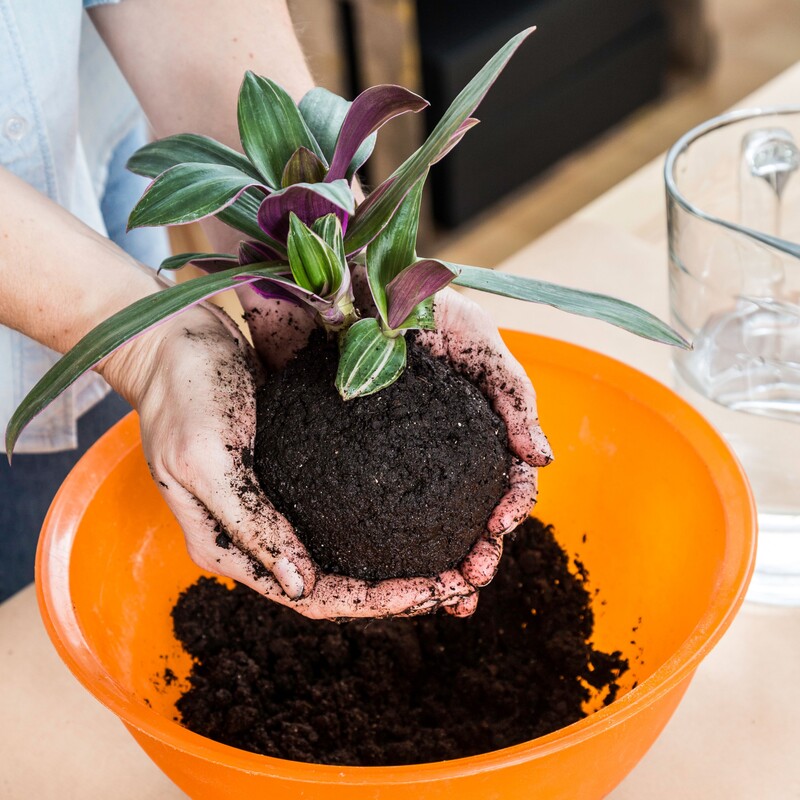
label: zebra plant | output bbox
[5,27,688,454]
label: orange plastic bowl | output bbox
[36,332,755,799]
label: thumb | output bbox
[180,454,318,600]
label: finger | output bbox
[459,334,552,468]
[179,431,318,601]
[488,370,553,468]
[443,592,480,617]
[238,286,317,372]
[155,466,300,602]
[487,458,538,536]
[199,302,266,388]
[420,292,553,467]
[289,569,476,620]
[204,477,318,601]
[460,531,504,587]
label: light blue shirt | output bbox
[0,0,167,453]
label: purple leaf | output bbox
[385,259,457,329]
[247,280,307,307]
[281,146,327,187]
[326,85,429,181]
[343,29,535,254]
[257,183,351,243]
[235,266,353,328]
[238,240,285,264]
[430,117,480,165]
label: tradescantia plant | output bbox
[5,28,688,454]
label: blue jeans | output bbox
[0,392,132,601]
[0,123,168,602]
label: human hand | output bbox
[414,288,553,615]
[100,302,476,619]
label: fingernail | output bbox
[531,425,554,465]
[407,599,440,615]
[500,518,521,537]
[273,558,305,600]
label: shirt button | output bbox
[4,116,28,142]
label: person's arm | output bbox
[89,0,314,259]
[0,163,475,616]
[89,0,320,369]
[0,166,158,355]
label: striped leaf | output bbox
[126,133,262,180]
[281,146,327,187]
[238,72,326,188]
[287,213,346,295]
[158,252,237,272]
[312,213,347,265]
[366,177,426,326]
[126,133,285,252]
[128,163,266,229]
[299,87,376,179]
[450,264,691,348]
[5,264,287,457]
[344,28,535,253]
[385,259,456,329]
[335,318,407,400]
[326,85,428,181]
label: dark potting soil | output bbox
[253,332,512,580]
[171,518,629,766]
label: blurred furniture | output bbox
[290,0,714,227]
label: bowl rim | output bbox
[36,332,757,784]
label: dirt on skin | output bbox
[171,517,629,766]
[253,332,512,580]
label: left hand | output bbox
[415,288,553,616]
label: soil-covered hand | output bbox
[101,303,476,619]
[241,282,551,618]
[415,288,553,615]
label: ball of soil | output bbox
[253,332,512,580]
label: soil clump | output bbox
[253,332,511,580]
[172,518,629,766]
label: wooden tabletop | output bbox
[3,64,800,799]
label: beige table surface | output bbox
[3,66,800,800]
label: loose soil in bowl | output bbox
[253,332,511,580]
[171,518,629,766]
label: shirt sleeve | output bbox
[82,0,122,7]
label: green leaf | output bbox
[126,133,262,181]
[126,132,286,253]
[366,177,425,325]
[450,264,691,348]
[221,191,287,255]
[128,163,266,229]
[335,318,407,400]
[395,296,436,331]
[158,252,237,272]
[238,72,326,188]
[312,214,347,265]
[299,87,376,179]
[281,146,327,187]
[344,28,535,253]
[287,213,345,295]
[4,264,289,457]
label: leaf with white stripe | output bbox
[128,163,266,229]
[335,318,407,400]
[450,264,691,348]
